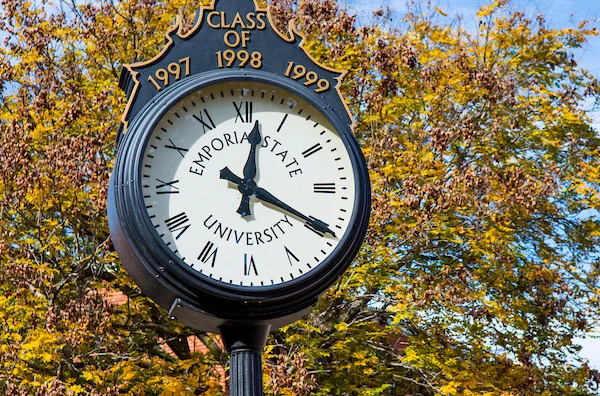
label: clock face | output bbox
[140,81,357,287]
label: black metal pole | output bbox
[219,323,270,396]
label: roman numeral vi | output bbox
[244,254,258,276]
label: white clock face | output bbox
[141,81,356,287]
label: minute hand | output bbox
[254,187,337,237]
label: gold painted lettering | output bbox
[220,12,231,29]
[283,61,331,93]
[230,13,246,29]
[147,57,191,91]
[208,11,221,28]
[241,31,251,47]
[256,12,267,30]
[208,12,266,30]
[224,30,240,48]
[245,12,256,30]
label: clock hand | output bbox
[220,167,254,217]
[220,167,243,185]
[220,168,335,236]
[243,121,261,181]
[236,121,262,217]
[254,186,337,237]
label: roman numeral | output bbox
[314,183,336,194]
[233,101,253,123]
[284,246,300,266]
[198,241,218,267]
[302,143,323,158]
[156,179,180,194]
[277,113,288,132]
[244,254,258,276]
[193,109,216,133]
[165,139,189,158]
[165,212,191,240]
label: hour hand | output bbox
[220,167,242,185]
[220,167,254,217]
[237,195,251,217]
[254,187,337,237]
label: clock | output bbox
[108,70,370,332]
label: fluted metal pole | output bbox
[219,323,270,396]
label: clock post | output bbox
[220,323,270,395]
[108,0,370,394]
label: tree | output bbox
[0,0,223,394]
[267,1,600,394]
[0,0,599,395]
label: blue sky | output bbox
[350,0,600,75]
[350,0,600,126]
[348,0,600,369]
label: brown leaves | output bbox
[0,1,222,394]
[268,0,600,394]
[0,0,598,394]
[268,348,315,396]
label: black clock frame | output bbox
[108,69,370,332]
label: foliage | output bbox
[0,0,223,394]
[267,0,600,395]
[0,0,599,395]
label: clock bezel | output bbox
[110,69,370,323]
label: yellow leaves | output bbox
[391,308,410,324]
[495,222,515,233]
[67,384,86,394]
[116,362,141,383]
[158,381,188,395]
[440,381,459,395]
[334,322,349,332]
[560,107,584,124]
[351,349,369,364]
[22,334,45,351]
[476,1,507,19]
[435,7,448,17]
[81,370,97,383]
[20,330,63,370]
[0,0,599,394]
[402,346,419,364]
[40,352,54,363]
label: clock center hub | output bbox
[238,179,257,195]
